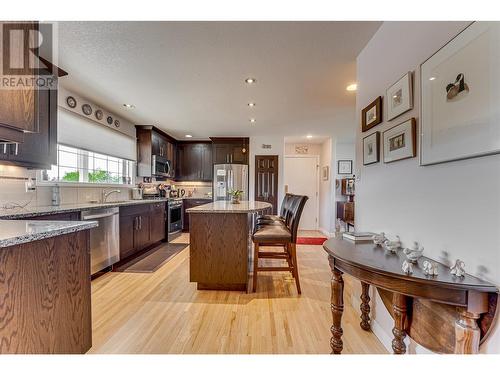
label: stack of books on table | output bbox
[342,232,375,243]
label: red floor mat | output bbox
[296,237,328,245]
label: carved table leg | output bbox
[360,282,371,331]
[330,268,344,354]
[454,310,481,354]
[391,293,407,354]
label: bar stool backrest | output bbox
[280,193,294,218]
[287,195,308,243]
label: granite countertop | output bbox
[0,220,99,248]
[0,198,169,220]
[186,200,272,213]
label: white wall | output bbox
[319,139,334,235]
[355,21,500,353]
[249,136,285,211]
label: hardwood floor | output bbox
[89,231,387,354]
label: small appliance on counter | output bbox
[131,187,143,200]
[142,184,160,199]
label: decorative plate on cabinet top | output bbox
[66,96,77,108]
[95,109,103,120]
[114,119,120,128]
[106,116,113,125]
[82,104,93,116]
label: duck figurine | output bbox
[422,260,439,276]
[450,259,466,277]
[402,260,413,275]
[372,232,387,246]
[383,236,401,253]
[403,241,424,263]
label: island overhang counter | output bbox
[187,200,272,291]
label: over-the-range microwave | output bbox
[152,155,173,178]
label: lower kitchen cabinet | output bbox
[182,198,212,232]
[119,202,166,260]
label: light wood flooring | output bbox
[89,231,387,354]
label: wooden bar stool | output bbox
[252,195,308,294]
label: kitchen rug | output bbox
[113,243,188,273]
[296,237,328,245]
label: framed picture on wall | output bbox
[361,96,382,132]
[363,131,380,165]
[420,22,500,165]
[387,72,413,120]
[337,160,352,174]
[383,118,416,163]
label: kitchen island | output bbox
[0,220,97,354]
[187,200,272,291]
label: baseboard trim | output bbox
[371,319,394,353]
[319,227,335,238]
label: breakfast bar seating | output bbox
[252,194,308,294]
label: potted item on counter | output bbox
[228,189,243,204]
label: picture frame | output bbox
[361,96,382,132]
[322,166,329,181]
[387,71,413,121]
[420,22,500,166]
[337,160,352,174]
[383,118,416,163]
[363,131,380,165]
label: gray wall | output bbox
[355,21,500,353]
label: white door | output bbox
[284,156,319,230]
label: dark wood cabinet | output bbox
[175,142,213,182]
[182,198,212,232]
[119,202,166,260]
[0,22,39,137]
[210,137,249,165]
[150,202,166,243]
[136,126,176,178]
[5,78,58,169]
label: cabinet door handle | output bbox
[134,217,138,230]
[13,143,18,155]
[138,216,142,230]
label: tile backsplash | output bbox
[0,165,133,209]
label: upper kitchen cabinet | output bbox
[0,22,39,137]
[210,137,249,164]
[136,126,176,178]
[175,142,213,182]
[6,71,58,169]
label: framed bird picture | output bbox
[420,22,500,165]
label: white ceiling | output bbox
[57,21,381,141]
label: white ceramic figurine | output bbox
[384,236,401,253]
[372,232,387,246]
[450,259,466,277]
[402,260,413,275]
[422,260,439,276]
[403,241,424,263]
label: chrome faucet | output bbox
[102,189,121,203]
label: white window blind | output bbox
[58,109,136,161]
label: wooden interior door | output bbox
[254,155,279,214]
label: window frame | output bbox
[36,144,136,188]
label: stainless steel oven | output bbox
[152,155,173,178]
[168,198,183,241]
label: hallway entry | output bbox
[284,156,319,230]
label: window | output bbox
[39,144,135,185]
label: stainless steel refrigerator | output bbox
[213,164,248,201]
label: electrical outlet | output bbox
[25,178,36,192]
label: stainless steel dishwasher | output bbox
[81,207,120,275]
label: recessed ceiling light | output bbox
[346,83,357,92]
[429,77,436,81]
[249,118,256,123]
[185,134,193,138]
[247,102,256,107]
[123,104,135,109]
[306,135,313,139]
[245,78,256,84]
